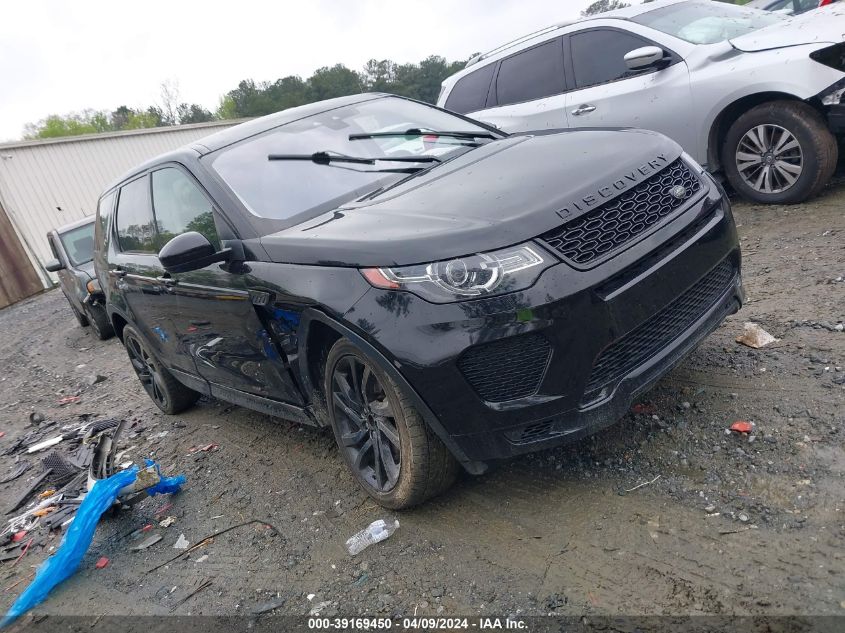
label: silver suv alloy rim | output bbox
[735,124,803,194]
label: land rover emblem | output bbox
[670,185,687,200]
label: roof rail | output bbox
[465,21,573,68]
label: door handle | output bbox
[571,104,597,116]
[112,266,127,279]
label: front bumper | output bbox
[348,177,742,463]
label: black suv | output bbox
[46,217,114,340]
[95,94,743,508]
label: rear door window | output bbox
[495,38,565,107]
[151,167,220,250]
[444,64,496,114]
[115,175,157,253]
[570,29,656,89]
[95,191,116,252]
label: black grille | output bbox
[458,333,551,403]
[542,159,702,266]
[583,259,735,401]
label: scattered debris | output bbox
[95,557,109,569]
[2,457,184,627]
[146,520,279,574]
[57,396,80,406]
[345,519,400,556]
[12,538,34,567]
[251,596,286,615]
[624,475,661,493]
[169,578,212,612]
[130,534,163,552]
[631,403,657,415]
[159,516,176,528]
[0,462,30,484]
[173,534,189,550]
[188,444,219,455]
[730,421,754,434]
[28,412,45,425]
[27,436,64,454]
[195,554,208,563]
[736,322,778,349]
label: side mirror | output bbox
[159,232,231,274]
[624,46,667,71]
[45,258,65,272]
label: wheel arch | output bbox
[108,309,129,342]
[297,308,487,474]
[706,91,823,173]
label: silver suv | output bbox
[437,0,845,204]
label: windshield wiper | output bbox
[267,151,440,165]
[348,128,497,142]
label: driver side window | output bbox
[570,29,656,90]
[151,167,220,251]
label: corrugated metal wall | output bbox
[0,199,43,309]
[0,120,239,291]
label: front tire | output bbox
[123,325,199,414]
[85,305,114,340]
[722,100,837,204]
[324,338,459,509]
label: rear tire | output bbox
[85,305,114,340]
[122,325,200,414]
[722,100,837,204]
[324,338,459,509]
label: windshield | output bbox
[632,1,784,45]
[207,97,495,222]
[58,222,95,266]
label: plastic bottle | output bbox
[345,519,400,555]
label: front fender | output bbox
[298,307,487,474]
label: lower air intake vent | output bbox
[458,333,551,403]
[582,259,735,402]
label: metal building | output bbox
[0,120,241,309]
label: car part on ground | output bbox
[436,0,845,204]
[95,94,742,508]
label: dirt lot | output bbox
[0,182,843,624]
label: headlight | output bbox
[361,243,550,303]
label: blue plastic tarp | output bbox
[2,461,185,627]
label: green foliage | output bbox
[581,0,630,16]
[24,53,471,139]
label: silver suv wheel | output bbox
[735,124,803,195]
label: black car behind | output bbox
[46,217,113,340]
[94,94,743,508]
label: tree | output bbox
[157,79,181,126]
[307,64,363,101]
[581,0,630,16]
[177,103,214,124]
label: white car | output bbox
[437,0,845,204]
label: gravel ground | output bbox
[0,182,843,623]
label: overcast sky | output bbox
[0,0,611,141]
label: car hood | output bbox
[730,5,845,52]
[259,129,684,267]
[77,261,95,279]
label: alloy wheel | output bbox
[125,334,168,409]
[735,124,803,194]
[330,355,401,492]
